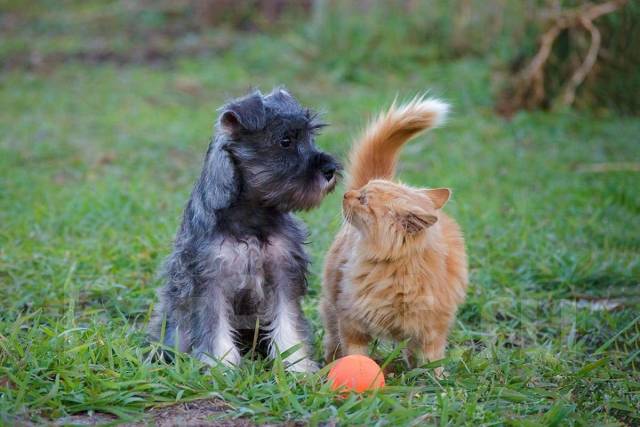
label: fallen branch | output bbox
[499,0,628,115]
[561,16,601,105]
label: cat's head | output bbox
[343,179,451,256]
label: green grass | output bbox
[1,11,640,426]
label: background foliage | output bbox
[1,1,638,425]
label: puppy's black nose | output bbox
[321,164,336,182]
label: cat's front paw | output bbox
[434,366,447,379]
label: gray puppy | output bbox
[148,88,340,372]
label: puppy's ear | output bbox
[422,188,451,209]
[400,210,438,234]
[219,91,266,134]
[199,139,239,211]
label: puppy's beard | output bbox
[298,174,338,210]
[255,174,337,212]
[323,175,338,194]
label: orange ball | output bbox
[327,355,385,393]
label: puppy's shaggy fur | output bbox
[149,88,340,372]
[321,97,467,377]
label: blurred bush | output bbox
[293,0,536,82]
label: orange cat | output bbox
[320,97,468,376]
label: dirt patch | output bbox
[16,398,259,427]
[125,398,253,427]
[52,412,118,426]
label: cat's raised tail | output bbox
[347,96,449,191]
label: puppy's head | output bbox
[218,88,340,211]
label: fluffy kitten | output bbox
[320,97,468,376]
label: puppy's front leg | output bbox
[193,287,241,367]
[265,290,318,373]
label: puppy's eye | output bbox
[280,138,292,148]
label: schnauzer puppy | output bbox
[148,88,340,372]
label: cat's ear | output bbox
[423,188,451,209]
[219,91,266,134]
[400,211,438,234]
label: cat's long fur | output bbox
[321,97,468,376]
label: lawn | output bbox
[1,6,639,426]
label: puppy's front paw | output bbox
[285,358,319,373]
[198,348,242,368]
